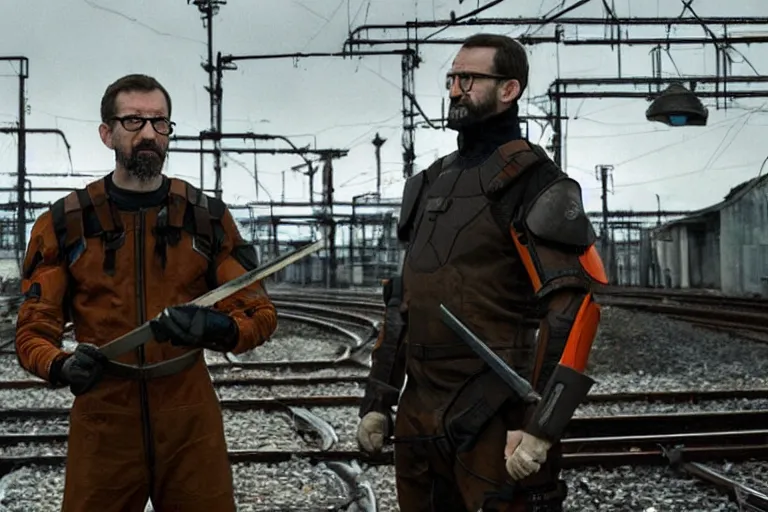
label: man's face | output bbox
[99,89,171,182]
[446,46,503,130]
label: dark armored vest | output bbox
[399,140,559,389]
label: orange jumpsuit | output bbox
[15,175,277,512]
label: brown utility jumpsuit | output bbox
[15,175,277,512]
[373,132,595,511]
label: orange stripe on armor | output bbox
[510,228,542,292]
[559,293,601,372]
[580,244,608,285]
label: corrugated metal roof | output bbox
[653,172,768,233]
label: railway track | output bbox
[598,285,768,312]
[7,374,768,403]
[3,292,768,510]
[0,304,383,511]
[269,287,768,343]
[265,288,768,509]
[2,411,768,469]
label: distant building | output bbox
[651,173,768,296]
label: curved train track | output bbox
[0,303,381,511]
[2,292,768,509]
[269,286,768,343]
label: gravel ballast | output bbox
[2,307,768,510]
[586,307,768,393]
[0,461,755,511]
[236,322,354,362]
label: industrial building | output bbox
[651,173,768,296]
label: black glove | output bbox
[52,343,108,396]
[150,304,239,352]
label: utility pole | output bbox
[0,57,29,273]
[372,132,386,198]
[291,161,317,205]
[596,164,616,284]
[281,170,285,202]
[188,0,227,196]
[655,194,662,226]
[253,148,258,200]
[596,165,613,241]
[321,154,337,288]
[17,62,26,270]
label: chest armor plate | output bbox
[403,143,547,362]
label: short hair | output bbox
[461,33,529,99]
[100,74,172,123]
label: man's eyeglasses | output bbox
[111,116,175,136]
[445,72,511,93]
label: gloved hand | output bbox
[504,430,552,480]
[57,343,108,396]
[150,304,239,353]
[357,411,389,454]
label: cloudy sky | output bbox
[0,0,767,236]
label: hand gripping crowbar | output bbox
[98,237,325,360]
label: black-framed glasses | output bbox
[445,72,510,93]
[110,115,175,135]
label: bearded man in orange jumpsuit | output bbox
[356,34,607,511]
[15,74,277,512]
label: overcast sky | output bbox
[1,0,767,234]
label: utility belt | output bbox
[103,350,201,380]
[407,313,539,362]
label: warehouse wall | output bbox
[720,180,768,296]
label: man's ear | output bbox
[99,123,114,149]
[499,79,521,104]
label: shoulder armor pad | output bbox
[525,177,596,248]
[397,170,425,242]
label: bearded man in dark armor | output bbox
[355,33,608,511]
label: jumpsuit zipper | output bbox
[135,209,156,501]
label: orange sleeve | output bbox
[511,223,607,383]
[556,292,601,372]
[212,207,277,354]
[557,245,606,371]
[15,211,70,382]
[528,287,601,389]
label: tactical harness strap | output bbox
[89,180,126,275]
[50,177,223,380]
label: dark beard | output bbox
[115,140,166,182]
[446,94,497,130]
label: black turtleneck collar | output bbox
[456,104,523,167]
[105,172,170,211]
